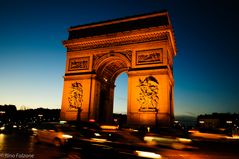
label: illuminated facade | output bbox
[60,11,176,126]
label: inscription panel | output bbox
[136,48,163,65]
[68,56,90,71]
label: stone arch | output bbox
[61,11,176,127]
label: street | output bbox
[0,133,239,159]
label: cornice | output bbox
[63,25,176,55]
[64,26,168,45]
[69,11,169,31]
[64,29,173,51]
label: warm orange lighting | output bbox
[90,138,107,143]
[190,130,227,139]
[226,135,239,140]
[0,134,6,151]
[100,125,119,130]
[188,129,198,133]
[61,11,176,127]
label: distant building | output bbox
[197,113,239,135]
[0,105,60,125]
[198,118,220,129]
[174,116,197,130]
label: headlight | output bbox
[94,132,101,136]
[135,150,161,159]
[62,134,73,139]
[0,126,5,130]
[178,138,192,143]
[90,138,107,143]
[144,136,154,142]
[31,128,37,131]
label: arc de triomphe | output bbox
[60,11,176,127]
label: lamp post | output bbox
[77,107,82,121]
[155,108,158,128]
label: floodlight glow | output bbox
[62,134,73,139]
[135,150,161,159]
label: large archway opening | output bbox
[113,72,128,126]
[113,72,128,115]
[95,53,130,123]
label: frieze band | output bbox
[65,32,168,52]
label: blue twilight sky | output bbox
[0,0,238,116]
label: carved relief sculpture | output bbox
[136,48,163,65]
[68,82,83,111]
[137,76,159,111]
[68,56,90,71]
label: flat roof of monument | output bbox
[68,11,171,40]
